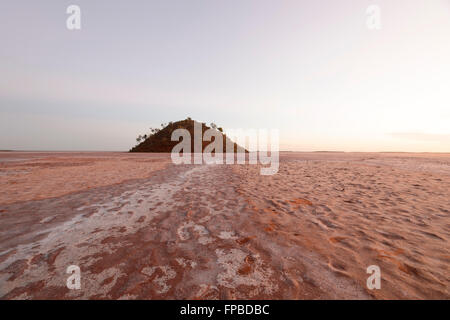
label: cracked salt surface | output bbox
[215,248,278,295]
[0,165,210,298]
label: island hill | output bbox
[130,118,247,153]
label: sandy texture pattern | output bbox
[0,152,169,205]
[0,152,448,299]
[234,152,450,299]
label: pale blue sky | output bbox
[1,0,449,151]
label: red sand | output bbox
[0,152,448,299]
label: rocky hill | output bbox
[130,119,246,153]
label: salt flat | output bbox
[0,152,448,299]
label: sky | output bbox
[0,0,449,152]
